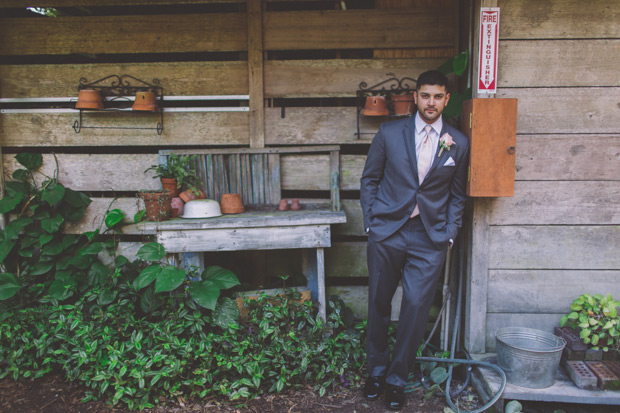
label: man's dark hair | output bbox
[416,70,449,92]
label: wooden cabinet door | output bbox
[461,98,518,197]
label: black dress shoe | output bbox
[363,376,384,401]
[385,384,405,411]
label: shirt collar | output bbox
[415,111,443,136]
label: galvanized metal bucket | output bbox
[495,327,567,389]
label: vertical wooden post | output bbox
[302,248,326,321]
[247,0,265,149]
[464,0,498,354]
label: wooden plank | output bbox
[63,197,154,235]
[0,62,248,98]
[341,155,365,191]
[248,0,265,148]
[499,40,620,88]
[0,112,249,147]
[265,107,358,145]
[325,241,368,278]
[487,270,620,314]
[264,58,444,98]
[489,226,620,270]
[264,9,457,50]
[486,313,563,352]
[515,135,620,181]
[158,224,331,252]
[3,153,158,191]
[501,0,620,40]
[465,198,490,354]
[333,199,364,237]
[488,181,620,225]
[281,154,329,190]
[497,88,620,134]
[326,285,403,321]
[0,13,246,56]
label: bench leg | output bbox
[302,248,326,321]
[182,252,204,281]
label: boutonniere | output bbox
[438,133,455,157]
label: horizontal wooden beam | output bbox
[499,40,620,88]
[0,0,242,6]
[489,181,620,226]
[489,226,620,270]
[487,270,620,314]
[501,0,620,39]
[0,112,249,146]
[263,9,457,50]
[515,135,620,181]
[0,13,247,55]
[0,62,248,98]
[497,88,620,134]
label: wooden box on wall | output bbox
[461,98,518,197]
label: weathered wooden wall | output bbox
[466,0,620,352]
[0,0,461,315]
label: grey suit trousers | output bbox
[366,215,447,387]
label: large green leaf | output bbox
[4,218,33,240]
[140,286,161,313]
[430,367,449,384]
[63,188,91,208]
[188,280,220,310]
[154,265,185,293]
[505,400,523,413]
[49,279,75,300]
[78,242,105,256]
[41,214,64,234]
[41,240,64,256]
[87,261,109,287]
[0,239,17,263]
[11,169,30,182]
[137,242,166,261]
[39,233,54,246]
[133,264,162,290]
[41,182,66,206]
[15,153,42,170]
[68,255,90,269]
[0,273,21,300]
[202,266,240,290]
[98,289,117,305]
[212,297,240,329]
[0,192,23,214]
[28,261,55,276]
[105,209,125,229]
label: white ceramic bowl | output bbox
[181,199,222,219]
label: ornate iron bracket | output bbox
[73,74,164,135]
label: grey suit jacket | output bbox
[360,115,470,248]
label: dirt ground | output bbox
[0,373,480,412]
[3,374,620,412]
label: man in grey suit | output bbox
[360,70,469,410]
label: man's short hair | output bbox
[416,70,449,92]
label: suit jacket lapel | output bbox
[403,117,419,184]
[425,125,449,180]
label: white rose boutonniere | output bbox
[438,133,455,158]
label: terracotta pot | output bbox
[290,198,301,211]
[139,191,171,222]
[391,94,415,115]
[179,188,206,203]
[161,178,179,197]
[278,199,289,211]
[220,193,245,214]
[171,197,184,217]
[363,95,389,116]
[132,91,158,111]
[75,89,104,110]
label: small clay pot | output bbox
[363,96,389,116]
[161,178,179,197]
[290,198,301,211]
[75,89,104,110]
[139,191,171,222]
[171,197,184,217]
[391,94,415,115]
[132,91,158,111]
[179,188,206,203]
[278,199,289,211]
[220,193,245,214]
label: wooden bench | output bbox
[139,146,346,320]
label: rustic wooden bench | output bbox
[139,146,346,320]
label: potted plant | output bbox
[144,153,202,198]
[138,189,172,222]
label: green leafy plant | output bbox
[144,153,201,192]
[560,293,620,352]
[437,51,472,119]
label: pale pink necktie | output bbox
[410,125,434,218]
